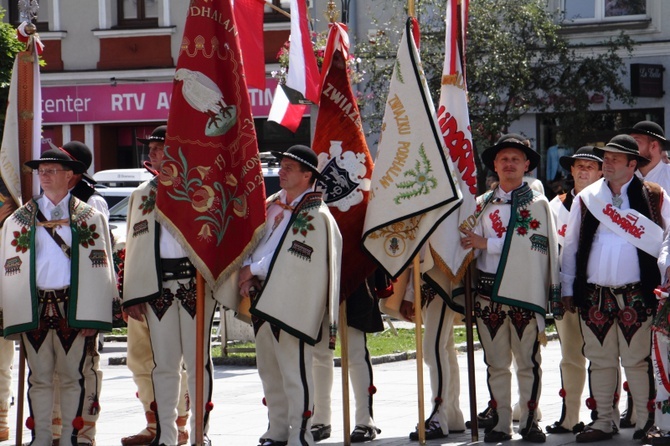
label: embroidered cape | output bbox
[250,191,342,345]
[122,179,162,307]
[475,184,561,316]
[0,196,116,339]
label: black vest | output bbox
[574,176,662,309]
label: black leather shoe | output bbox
[409,420,447,441]
[484,430,512,443]
[620,409,635,429]
[311,424,331,442]
[350,425,381,443]
[546,422,571,434]
[259,440,288,446]
[521,423,546,443]
[575,427,613,443]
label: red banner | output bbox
[313,23,375,300]
[156,0,266,289]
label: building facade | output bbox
[0,0,313,173]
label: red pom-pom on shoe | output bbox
[623,381,630,392]
[302,410,312,419]
[150,401,157,412]
[559,388,566,398]
[25,417,34,430]
[434,397,443,404]
[489,400,497,409]
[648,400,656,412]
[368,385,377,395]
[206,401,214,412]
[262,397,267,406]
[586,397,597,410]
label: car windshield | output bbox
[108,196,129,221]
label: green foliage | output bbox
[354,0,634,153]
[0,8,25,123]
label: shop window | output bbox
[265,0,291,23]
[563,0,646,22]
[117,0,158,28]
[8,0,49,32]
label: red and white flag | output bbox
[234,0,266,90]
[285,0,320,104]
[313,22,375,300]
[156,0,266,290]
[361,18,462,279]
[424,0,477,290]
[267,84,307,132]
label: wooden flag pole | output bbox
[412,256,426,445]
[15,25,39,446]
[464,267,478,441]
[264,0,291,18]
[339,301,351,445]
[195,272,206,445]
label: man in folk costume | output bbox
[237,145,342,446]
[344,270,390,442]
[399,253,466,441]
[118,126,190,446]
[561,134,670,443]
[0,149,116,446]
[627,121,670,194]
[653,230,670,444]
[50,141,109,446]
[310,269,390,443]
[460,134,560,443]
[122,125,217,446]
[546,147,603,435]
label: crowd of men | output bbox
[3,120,670,446]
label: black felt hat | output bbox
[25,149,87,174]
[595,134,651,168]
[619,121,669,149]
[59,141,96,183]
[137,125,167,145]
[481,133,540,172]
[559,146,603,172]
[271,145,322,179]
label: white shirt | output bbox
[35,194,72,289]
[636,161,670,194]
[87,194,109,221]
[245,189,309,280]
[561,177,670,295]
[160,225,188,259]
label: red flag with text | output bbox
[424,0,477,289]
[313,23,375,300]
[156,0,266,290]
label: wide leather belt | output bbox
[37,287,70,304]
[161,257,196,281]
[586,282,640,293]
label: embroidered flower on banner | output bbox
[515,207,540,236]
[162,147,245,246]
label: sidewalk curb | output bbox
[106,333,560,367]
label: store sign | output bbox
[41,77,298,124]
[631,63,664,98]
